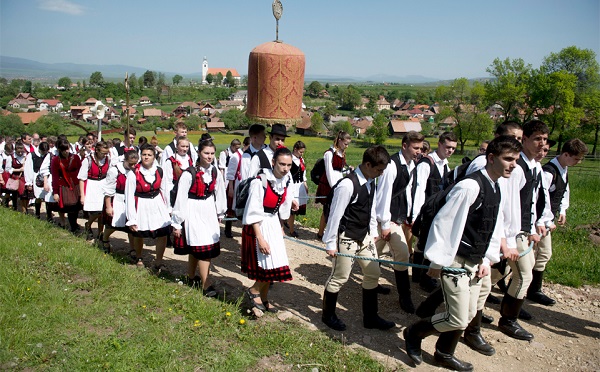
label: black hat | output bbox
[269,123,289,137]
[547,139,557,148]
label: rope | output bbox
[282,236,535,274]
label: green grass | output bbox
[0,209,385,370]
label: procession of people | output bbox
[0,120,589,371]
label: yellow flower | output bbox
[36,280,40,284]
[168,308,172,312]
[225,312,231,317]
[239,319,246,325]
[285,352,289,356]
[27,288,30,291]
[142,305,146,309]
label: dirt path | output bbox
[102,221,600,371]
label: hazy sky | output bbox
[1,0,598,80]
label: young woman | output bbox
[316,131,352,238]
[161,137,193,211]
[51,138,83,233]
[241,147,297,314]
[125,144,171,269]
[5,142,30,213]
[171,140,226,296]
[101,150,139,253]
[1,142,14,208]
[78,141,112,241]
[25,141,54,221]
[150,136,163,162]
[287,141,308,238]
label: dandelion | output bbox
[239,319,246,325]
[225,312,231,317]
[27,288,30,291]
[193,320,201,327]
[142,305,146,309]
[285,352,289,356]
[169,308,172,312]
[37,280,40,284]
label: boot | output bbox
[434,330,474,371]
[362,287,395,330]
[527,270,556,306]
[481,313,494,324]
[394,270,415,313]
[403,317,437,365]
[35,200,42,219]
[322,290,346,331]
[416,287,444,318]
[412,251,424,283]
[497,278,508,293]
[419,258,440,293]
[224,220,233,238]
[376,284,391,295]
[498,294,534,341]
[463,310,495,356]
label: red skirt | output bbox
[173,225,221,260]
[241,225,292,283]
[315,174,330,205]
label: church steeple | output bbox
[202,57,209,84]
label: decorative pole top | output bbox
[272,0,283,42]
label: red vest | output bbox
[115,168,127,194]
[134,164,162,197]
[168,155,193,182]
[188,167,218,199]
[331,151,346,171]
[87,155,110,180]
[261,175,287,214]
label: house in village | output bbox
[70,106,92,121]
[351,117,373,136]
[206,117,225,132]
[199,102,216,117]
[218,100,245,110]
[388,120,423,138]
[38,99,63,112]
[295,111,314,135]
[173,102,201,117]
[201,57,241,85]
[376,96,391,111]
[143,108,167,119]
[139,96,151,105]
[229,90,248,102]
[438,116,457,131]
[16,110,49,125]
[84,98,97,106]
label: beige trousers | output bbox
[325,232,380,293]
[375,222,410,271]
[534,231,552,272]
[506,234,535,299]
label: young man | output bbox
[224,124,266,238]
[110,128,138,162]
[497,119,550,341]
[161,122,198,167]
[528,138,588,305]
[321,145,395,332]
[375,131,424,313]
[247,123,288,177]
[404,135,522,371]
[412,131,458,292]
[219,139,242,181]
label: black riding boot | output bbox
[434,330,474,371]
[464,310,495,356]
[403,317,437,365]
[35,199,42,218]
[394,269,415,313]
[362,287,395,330]
[224,220,233,238]
[322,290,346,331]
[527,270,556,306]
[419,258,440,293]
[412,251,424,283]
[498,294,534,340]
[416,287,444,318]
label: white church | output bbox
[201,57,241,85]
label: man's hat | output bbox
[269,123,289,137]
[547,139,557,148]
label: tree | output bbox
[225,71,234,87]
[581,88,600,155]
[89,71,104,87]
[415,90,430,104]
[58,77,72,89]
[219,108,251,130]
[321,101,338,121]
[332,120,353,136]
[307,81,324,97]
[365,113,388,145]
[216,72,224,86]
[542,46,600,102]
[26,113,66,136]
[484,57,531,121]
[206,73,214,85]
[156,72,166,88]
[0,113,25,136]
[143,70,155,88]
[129,73,138,92]
[172,74,183,86]
[310,112,325,133]
[366,95,378,114]
[23,80,33,93]
[338,85,361,111]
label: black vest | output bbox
[517,156,541,232]
[339,172,374,242]
[417,155,447,199]
[31,152,47,173]
[390,153,413,224]
[457,171,501,262]
[542,161,568,218]
[291,161,304,183]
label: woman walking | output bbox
[51,138,82,233]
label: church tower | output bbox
[201,57,208,84]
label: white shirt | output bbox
[375,151,416,230]
[413,151,450,220]
[542,157,570,218]
[225,149,243,181]
[324,148,347,187]
[248,146,275,178]
[322,166,378,252]
[161,138,198,169]
[425,169,503,269]
[240,144,266,180]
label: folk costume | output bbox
[5,153,29,201]
[315,148,348,205]
[102,162,131,231]
[171,164,226,259]
[125,164,171,238]
[241,169,293,282]
[25,151,53,203]
[78,153,111,212]
[161,153,193,211]
[290,153,308,215]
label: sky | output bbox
[1,0,599,80]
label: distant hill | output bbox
[1,55,460,85]
[0,56,204,81]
